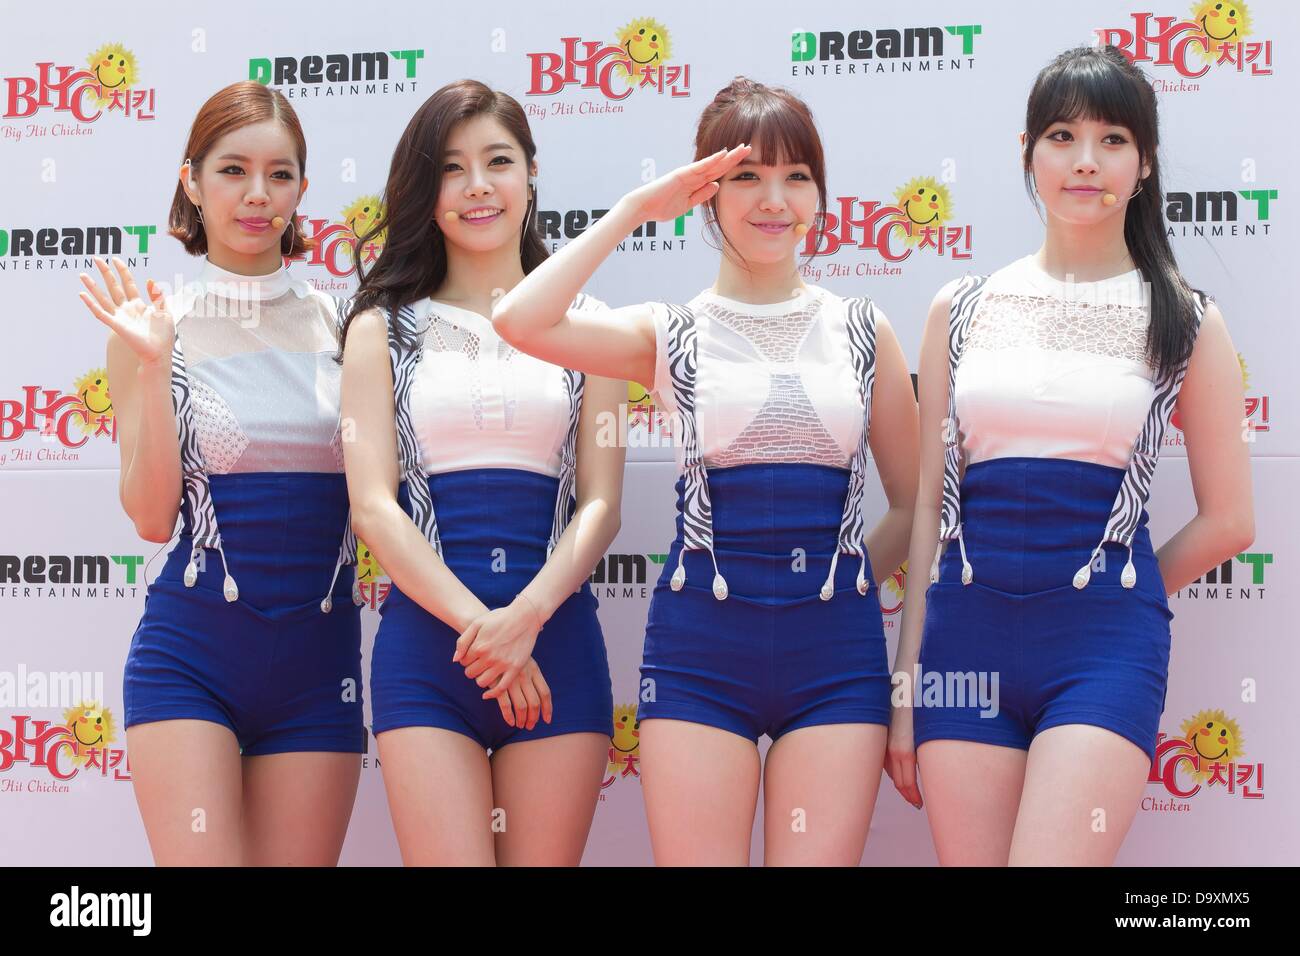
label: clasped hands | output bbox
[452,593,553,732]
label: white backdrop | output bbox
[1,0,1294,865]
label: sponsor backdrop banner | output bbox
[1,0,1293,865]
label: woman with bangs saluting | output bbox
[493,77,920,866]
[340,80,623,865]
[888,46,1254,865]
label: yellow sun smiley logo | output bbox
[355,539,386,582]
[341,195,386,262]
[1189,1,1253,61]
[892,176,953,246]
[85,43,138,105]
[607,703,641,775]
[72,367,113,437]
[615,17,672,81]
[61,702,118,768]
[882,568,905,605]
[1179,708,1245,782]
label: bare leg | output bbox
[125,720,243,866]
[1008,724,1150,866]
[375,726,496,866]
[639,718,761,866]
[490,732,608,866]
[762,723,887,866]
[917,739,1028,866]
[241,751,361,865]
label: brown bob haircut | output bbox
[168,80,316,257]
[693,76,827,264]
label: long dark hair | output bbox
[1023,45,1200,381]
[693,76,827,269]
[341,80,548,354]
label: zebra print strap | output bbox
[547,366,585,558]
[664,303,715,554]
[387,303,442,557]
[1100,290,1209,549]
[333,293,351,338]
[170,335,221,551]
[662,302,727,599]
[833,296,880,555]
[937,275,990,543]
[818,296,881,601]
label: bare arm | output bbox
[78,257,181,542]
[1154,301,1255,592]
[863,314,920,585]
[462,373,629,702]
[893,286,953,680]
[885,282,959,810]
[492,145,751,386]
[494,200,658,386]
[341,307,488,632]
[519,373,627,620]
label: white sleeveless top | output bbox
[406,295,606,478]
[169,258,345,475]
[647,285,867,473]
[954,255,1157,470]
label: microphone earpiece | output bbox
[444,210,459,223]
[1101,193,1118,206]
[793,223,810,237]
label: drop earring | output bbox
[183,158,205,226]
[521,176,538,251]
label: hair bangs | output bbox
[1029,52,1151,151]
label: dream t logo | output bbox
[49,886,151,936]
[1165,189,1277,222]
[248,50,423,85]
[0,224,154,258]
[790,25,981,61]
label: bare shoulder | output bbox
[931,276,967,314]
[348,305,388,338]
[920,277,967,341]
[341,305,392,362]
[1199,297,1226,332]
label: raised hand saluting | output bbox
[626,143,752,224]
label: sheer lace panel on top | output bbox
[701,294,849,469]
[966,291,1151,364]
[423,313,483,429]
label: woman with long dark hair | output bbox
[888,46,1254,865]
[340,80,623,865]
[492,77,919,865]
[76,81,364,865]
